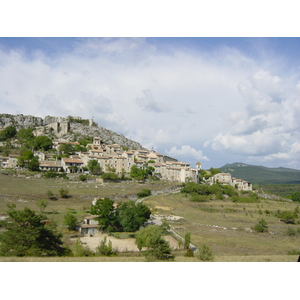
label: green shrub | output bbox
[79,174,87,182]
[101,172,119,181]
[195,244,214,261]
[137,189,151,198]
[59,188,69,198]
[73,238,93,257]
[184,248,194,257]
[46,190,54,199]
[286,227,296,236]
[253,218,268,233]
[190,193,208,202]
[96,236,116,256]
[275,210,298,224]
[64,213,78,230]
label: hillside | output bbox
[219,162,300,184]
[0,113,146,150]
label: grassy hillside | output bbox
[220,162,300,184]
[1,173,300,262]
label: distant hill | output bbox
[219,162,300,184]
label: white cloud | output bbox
[135,89,168,113]
[166,145,209,162]
[205,68,300,168]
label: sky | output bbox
[0,37,300,170]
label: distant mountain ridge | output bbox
[219,162,300,184]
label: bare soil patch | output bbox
[74,233,179,252]
[155,206,173,210]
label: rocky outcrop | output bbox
[0,113,146,150]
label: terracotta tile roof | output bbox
[62,158,83,164]
[39,161,61,167]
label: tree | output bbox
[36,199,48,213]
[209,168,221,176]
[101,172,119,181]
[17,150,39,171]
[137,189,151,198]
[135,225,174,261]
[17,127,35,147]
[291,192,300,202]
[27,156,40,171]
[0,126,17,141]
[130,165,147,181]
[0,205,69,256]
[184,232,191,249]
[64,213,78,230]
[58,143,74,155]
[90,198,117,232]
[195,244,214,261]
[33,136,52,151]
[87,159,103,175]
[275,210,298,224]
[117,201,151,232]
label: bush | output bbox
[184,248,194,257]
[190,193,208,202]
[253,218,268,233]
[96,236,116,256]
[46,190,54,199]
[275,210,298,224]
[79,174,87,182]
[291,192,300,202]
[73,238,93,257]
[101,172,119,181]
[64,213,78,230]
[59,188,69,198]
[195,244,214,261]
[137,189,151,198]
[286,227,297,236]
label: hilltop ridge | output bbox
[0,113,146,150]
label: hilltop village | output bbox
[0,137,253,190]
[0,114,252,190]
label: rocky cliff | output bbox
[0,113,146,150]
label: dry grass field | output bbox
[143,193,300,261]
[0,172,299,262]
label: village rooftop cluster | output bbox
[0,136,252,190]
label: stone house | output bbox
[79,215,100,235]
[0,155,19,168]
[39,160,62,172]
[210,173,252,191]
[61,157,84,173]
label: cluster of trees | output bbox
[181,182,259,202]
[17,150,40,171]
[198,168,221,182]
[90,198,151,232]
[135,225,174,261]
[0,126,17,141]
[0,205,70,256]
[130,164,156,181]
